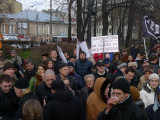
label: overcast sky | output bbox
[17,0,59,11]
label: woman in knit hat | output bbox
[138,65,154,90]
[140,73,160,108]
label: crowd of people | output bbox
[0,42,159,120]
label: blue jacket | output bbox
[75,59,93,80]
[145,104,160,120]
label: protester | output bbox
[140,73,159,108]
[23,99,42,120]
[24,59,37,81]
[86,78,112,120]
[79,74,94,120]
[121,48,129,62]
[104,58,116,74]
[50,50,62,75]
[145,85,160,120]
[43,80,81,120]
[68,56,76,65]
[4,78,39,120]
[64,52,70,61]
[98,78,148,120]
[113,61,127,80]
[112,52,121,68]
[138,65,154,90]
[42,53,49,65]
[68,62,84,91]
[93,59,112,81]
[46,59,54,71]
[29,64,46,94]
[75,51,93,80]
[149,53,159,73]
[37,69,56,104]
[0,75,18,118]
[127,54,134,63]
[56,63,78,96]
[11,50,22,66]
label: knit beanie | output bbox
[59,63,69,69]
[149,73,159,81]
[3,62,15,71]
[51,80,65,90]
[130,86,140,102]
[14,78,29,89]
[67,62,74,68]
[117,62,127,69]
[113,78,130,93]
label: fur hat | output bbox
[14,78,29,89]
[128,62,138,69]
[51,80,65,90]
[149,73,159,81]
[3,62,15,71]
[113,78,130,93]
[130,86,140,102]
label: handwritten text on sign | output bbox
[91,35,119,54]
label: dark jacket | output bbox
[43,89,81,120]
[75,59,93,80]
[0,88,18,118]
[52,59,62,75]
[79,87,93,120]
[36,83,52,104]
[150,62,159,73]
[98,95,148,120]
[56,74,79,96]
[3,92,39,120]
[24,66,37,81]
[145,104,160,120]
[113,69,124,81]
[93,70,113,82]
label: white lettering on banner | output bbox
[91,35,119,54]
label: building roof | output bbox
[0,10,64,23]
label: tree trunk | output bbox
[125,0,135,47]
[77,0,84,41]
[93,0,97,36]
[68,0,72,43]
[102,0,109,36]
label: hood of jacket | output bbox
[51,89,73,101]
[142,82,152,93]
[94,77,106,97]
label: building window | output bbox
[1,24,5,33]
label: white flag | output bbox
[80,41,91,58]
[76,39,80,60]
[57,46,68,63]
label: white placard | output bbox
[80,41,91,58]
[57,46,68,63]
[91,35,119,54]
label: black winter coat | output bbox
[0,88,18,118]
[75,59,93,80]
[2,92,39,120]
[52,59,62,75]
[98,95,149,120]
[43,89,81,120]
[36,83,52,104]
[24,66,37,81]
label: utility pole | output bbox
[50,0,52,42]
[87,0,92,48]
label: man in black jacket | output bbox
[0,75,18,119]
[37,69,56,104]
[98,78,148,120]
[24,59,37,81]
[43,80,81,120]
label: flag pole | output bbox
[143,37,148,59]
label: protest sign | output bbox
[57,46,68,63]
[80,41,91,58]
[91,35,119,54]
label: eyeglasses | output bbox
[111,92,123,96]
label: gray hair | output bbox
[26,59,34,65]
[84,74,95,83]
[44,69,55,77]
